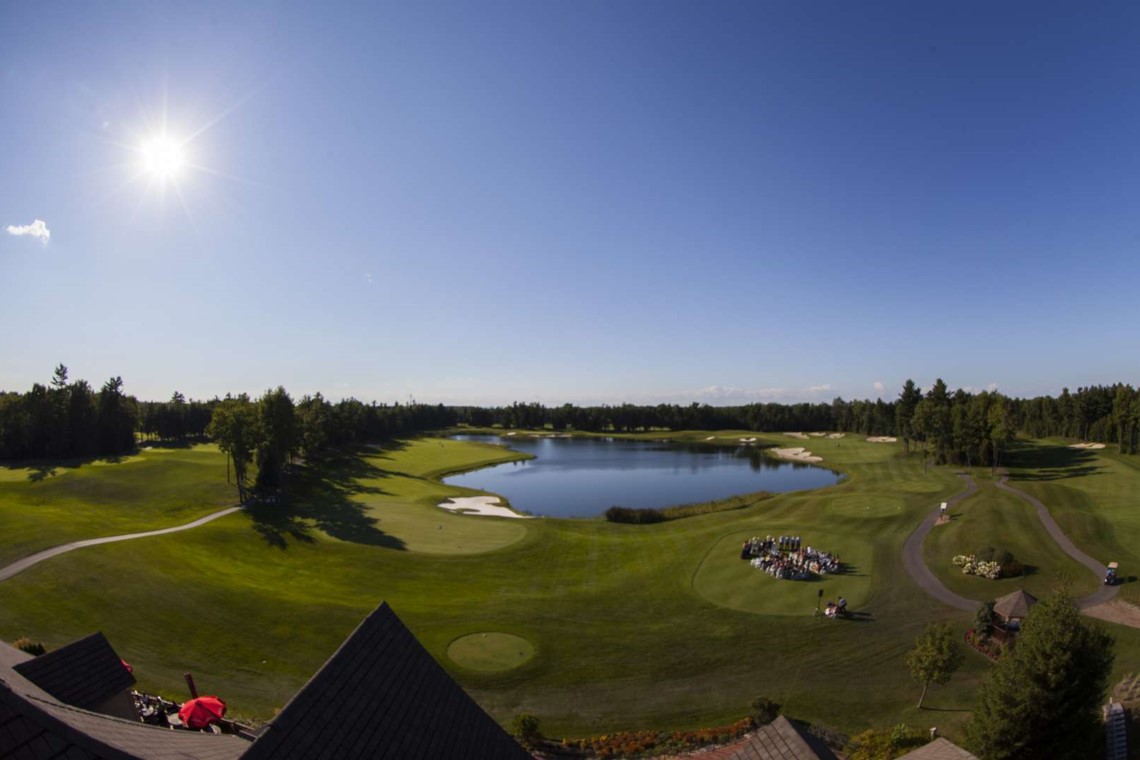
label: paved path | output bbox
[0,507,242,583]
[901,474,979,612]
[995,476,1119,609]
[903,472,1123,614]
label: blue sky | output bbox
[2,2,1138,405]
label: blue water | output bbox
[444,435,842,518]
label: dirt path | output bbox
[0,507,242,583]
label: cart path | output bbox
[0,507,242,583]
[903,472,1130,622]
[995,475,1119,609]
[901,473,979,612]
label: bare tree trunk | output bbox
[918,681,929,709]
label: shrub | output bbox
[749,696,781,727]
[604,506,667,524]
[511,713,542,748]
[13,638,45,656]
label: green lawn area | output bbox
[0,444,237,566]
[1,432,1137,745]
[922,480,1099,601]
[1006,440,1140,606]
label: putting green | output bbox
[447,632,535,671]
[692,529,872,615]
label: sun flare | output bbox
[139,136,185,179]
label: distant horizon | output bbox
[4,2,1139,407]
[1,366,1129,409]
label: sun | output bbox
[139,135,186,179]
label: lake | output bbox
[445,435,842,518]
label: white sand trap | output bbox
[827,433,845,439]
[1069,442,1106,450]
[770,447,823,463]
[438,496,532,519]
[505,432,517,436]
[808,432,825,437]
[866,436,897,443]
[705,436,716,441]
[738,437,758,443]
[785,432,809,440]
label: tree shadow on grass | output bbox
[1006,443,1100,481]
[15,454,127,482]
[246,452,405,551]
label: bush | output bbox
[511,713,542,748]
[13,638,45,656]
[749,696,781,727]
[604,506,667,524]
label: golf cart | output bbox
[1105,562,1119,586]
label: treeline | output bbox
[0,365,136,460]
[3,367,1138,473]
[206,389,456,500]
[0,367,457,469]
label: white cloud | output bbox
[365,272,373,284]
[987,382,999,392]
[6,219,50,242]
[873,381,885,392]
[694,384,834,404]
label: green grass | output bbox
[1006,440,1140,605]
[0,444,237,566]
[922,481,1099,601]
[0,432,1136,745]
[448,632,535,672]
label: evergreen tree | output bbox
[966,588,1114,759]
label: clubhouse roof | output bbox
[0,602,531,759]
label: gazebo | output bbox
[992,590,1038,636]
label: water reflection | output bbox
[445,435,841,518]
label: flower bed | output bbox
[952,554,1002,580]
[561,717,754,758]
[965,628,1002,661]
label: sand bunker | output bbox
[827,433,845,439]
[1069,442,1106,450]
[770,447,823,463]
[866,436,897,443]
[738,437,758,443]
[705,436,716,441]
[808,432,825,437]
[438,496,532,519]
[784,432,810,440]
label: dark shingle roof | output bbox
[896,737,979,759]
[241,602,532,760]
[13,633,135,711]
[993,590,1037,620]
[727,716,837,760]
[1,667,247,760]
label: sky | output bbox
[2,2,1139,406]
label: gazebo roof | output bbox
[993,590,1038,620]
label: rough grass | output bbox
[0,433,1136,743]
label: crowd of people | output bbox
[739,534,842,580]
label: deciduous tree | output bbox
[906,622,963,708]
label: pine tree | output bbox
[965,588,1114,759]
